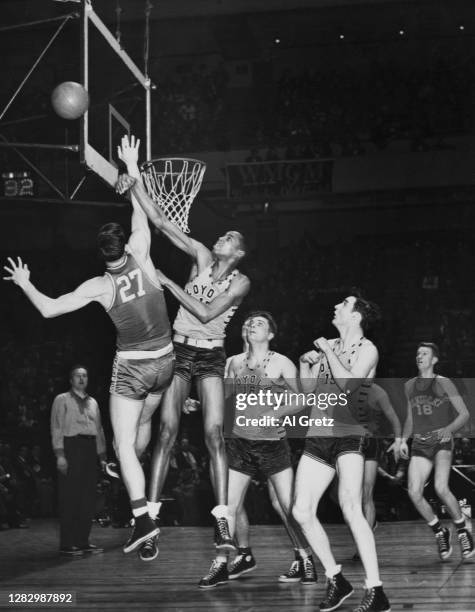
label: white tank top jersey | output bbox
[173,264,239,340]
[231,351,287,441]
[306,337,372,438]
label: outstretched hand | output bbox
[116,173,137,195]
[3,257,30,289]
[117,134,140,167]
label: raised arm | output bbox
[157,268,250,323]
[116,136,150,258]
[3,257,108,318]
[115,135,211,265]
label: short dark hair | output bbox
[417,342,440,359]
[69,364,88,379]
[350,293,381,332]
[245,310,278,335]
[234,231,247,259]
[97,222,126,262]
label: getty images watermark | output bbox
[234,390,348,428]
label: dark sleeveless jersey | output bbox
[407,376,455,434]
[105,250,171,351]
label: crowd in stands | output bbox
[150,46,473,157]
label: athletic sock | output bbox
[454,518,466,532]
[428,518,443,534]
[325,564,342,579]
[147,501,162,521]
[131,497,148,518]
[216,554,227,564]
[238,547,252,555]
[298,548,309,560]
[365,578,383,589]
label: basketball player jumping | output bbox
[116,140,250,565]
[292,293,391,612]
[199,311,317,588]
[3,136,173,555]
[400,342,474,561]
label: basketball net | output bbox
[141,158,206,233]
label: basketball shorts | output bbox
[110,349,175,401]
[173,341,226,382]
[411,432,454,461]
[226,437,292,478]
[303,436,365,468]
[363,437,381,461]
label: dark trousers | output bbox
[58,436,97,549]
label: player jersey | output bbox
[306,337,372,438]
[231,351,286,441]
[105,250,171,351]
[407,376,454,434]
[174,264,239,340]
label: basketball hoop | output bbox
[141,157,206,233]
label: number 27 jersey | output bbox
[105,250,171,351]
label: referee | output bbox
[51,365,106,556]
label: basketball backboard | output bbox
[80,0,151,187]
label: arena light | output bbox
[339,34,345,40]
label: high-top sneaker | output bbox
[278,556,303,583]
[198,559,229,589]
[123,514,159,554]
[457,528,475,560]
[214,516,236,551]
[319,572,354,612]
[352,586,391,612]
[139,536,159,561]
[228,552,257,579]
[301,555,318,585]
[434,527,452,561]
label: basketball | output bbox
[51,81,89,120]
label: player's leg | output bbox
[201,469,253,588]
[407,453,451,560]
[362,459,378,530]
[148,375,190,503]
[109,394,159,552]
[225,439,257,580]
[292,453,354,612]
[199,375,234,550]
[434,449,474,559]
[268,468,317,585]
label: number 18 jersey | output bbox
[105,250,171,351]
[407,376,454,434]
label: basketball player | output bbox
[199,312,316,588]
[400,342,474,560]
[116,143,250,562]
[292,294,391,612]
[3,136,173,556]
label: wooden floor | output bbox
[0,520,474,611]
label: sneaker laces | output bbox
[435,529,449,551]
[216,517,231,541]
[142,538,155,552]
[229,554,244,570]
[325,575,339,601]
[353,588,376,612]
[303,557,314,578]
[206,559,223,579]
[458,530,472,553]
[286,560,301,576]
